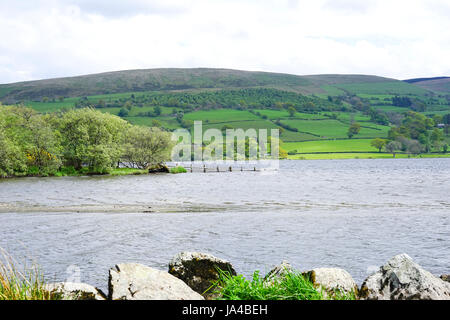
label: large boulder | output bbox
[441,275,450,283]
[108,263,204,300]
[360,254,450,300]
[44,282,106,300]
[168,252,236,299]
[264,261,294,282]
[303,268,358,297]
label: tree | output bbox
[122,126,172,169]
[385,141,402,158]
[154,106,162,116]
[118,108,129,117]
[25,115,61,173]
[347,122,361,138]
[430,128,444,151]
[287,106,296,117]
[370,138,387,152]
[58,108,128,171]
[151,119,162,127]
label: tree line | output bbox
[369,111,448,156]
[0,106,172,178]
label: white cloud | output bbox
[0,0,449,83]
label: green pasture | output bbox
[283,139,378,153]
[280,119,389,139]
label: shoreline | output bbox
[1,156,449,180]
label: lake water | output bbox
[0,159,449,291]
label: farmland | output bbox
[1,68,449,159]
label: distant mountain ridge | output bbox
[0,68,441,103]
[404,76,449,83]
[403,77,450,94]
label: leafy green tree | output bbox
[287,106,296,117]
[122,126,172,169]
[25,115,61,173]
[430,128,444,151]
[154,106,162,116]
[58,108,128,171]
[370,138,387,152]
[0,122,27,177]
[118,108,129,117]
[151,119,162,127]
[347,122,361,138]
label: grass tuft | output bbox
[170,166,187,174]
[0,248,59,300]
[209,269,356,300]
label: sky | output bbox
[0,0,449,84]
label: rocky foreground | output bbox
[44,252,450,300]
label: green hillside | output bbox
[0,68,449,159]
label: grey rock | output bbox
[441,275,450,283]
[44,282,106,300]
[360,254,450,300]
[168,252,236,299]
[108,263,204,300]
[264,261,294,282]
[303,268,358,297]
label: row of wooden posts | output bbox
[169,163,259,173]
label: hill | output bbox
[0,68,435,103]
[0,68,448,160]
[404,77,450,94]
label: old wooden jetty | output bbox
[166,162,278,173]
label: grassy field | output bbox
[2,68,448,161]
[254,109,327,120]
[183,109,260,123]
[288,153,450,160]
[283,139,378,153]
[280,119,390,139]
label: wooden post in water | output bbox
[190,164,193,173]
[203,164,206,173]
[229,166,232,172]
[217,166,219,172]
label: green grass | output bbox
[0,248,58,300]
[124,116,180,129]
[335,81,429,95]
[254,109,327,120]
[169,166,187,174]
[283,139,378,153]
[320,112,371,122]
[210,269,355,300]
[280,119,389,139]
[109,168,148,176]
[287,152,450,160]
[183,109,260,123]
[371,105,409,112]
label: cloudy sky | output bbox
[0,0,449,83]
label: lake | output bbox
[0,159,449,291]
